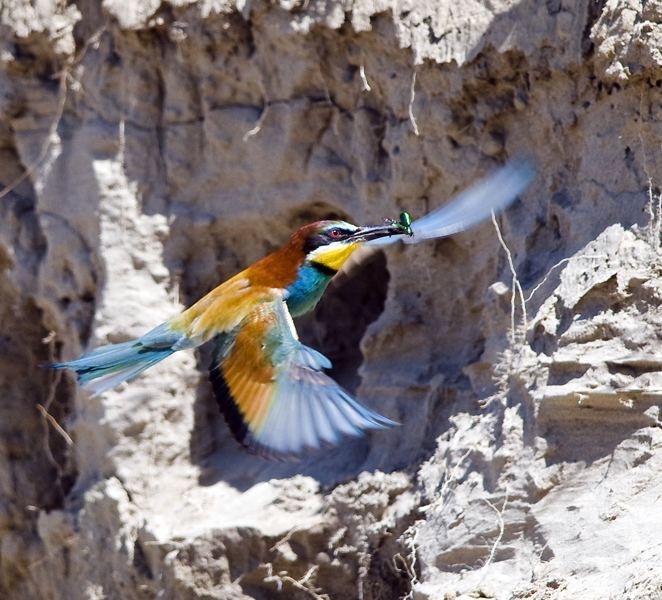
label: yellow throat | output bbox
[308,241,360,272]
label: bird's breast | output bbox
[285,263,334,317]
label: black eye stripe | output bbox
[304,234,328,253]
[303,228,355,253]
[326,227,352,239]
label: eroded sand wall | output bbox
[2,0,662,598]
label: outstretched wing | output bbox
[209,297,397,460]
[366,156,536,245]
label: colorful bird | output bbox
[52,158,535,460]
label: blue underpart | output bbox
[285,263,334,317]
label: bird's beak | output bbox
[349,224,404,243]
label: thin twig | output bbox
[482,492,508,571]
[492,211,527,340]
[0,24,107,200]
[356,522,369,600]
[38,373,65,483]
[38,332,72,492]
[400,524,421,600]
[638,88,661,251]
[420,446,473,514]
[270,527,299,552]
[244,104,269,142]
[359,63,371,91]
[524,253,610,303]
[0,71,68,199]
[71,25,107,67]
[263,563,330,600]
[408,71,420,136]
[392,553,413,579]
[438,448,471,509]
[36,403,73,446]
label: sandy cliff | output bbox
[2,0,662,598]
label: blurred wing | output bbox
[330,244,382,291]
[367,156,536,246]
[209,298,397,460]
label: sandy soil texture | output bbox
[2,0,662,598]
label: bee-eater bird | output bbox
[53,158,535,460]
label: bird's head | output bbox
[300,220,402,273]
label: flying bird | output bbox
[52,158,535,460]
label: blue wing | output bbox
[367,156,536,245]
[209,299,398,460]
[51,323,192,396]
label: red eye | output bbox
[330,228,341,238]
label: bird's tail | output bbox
[51,323,189,396]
